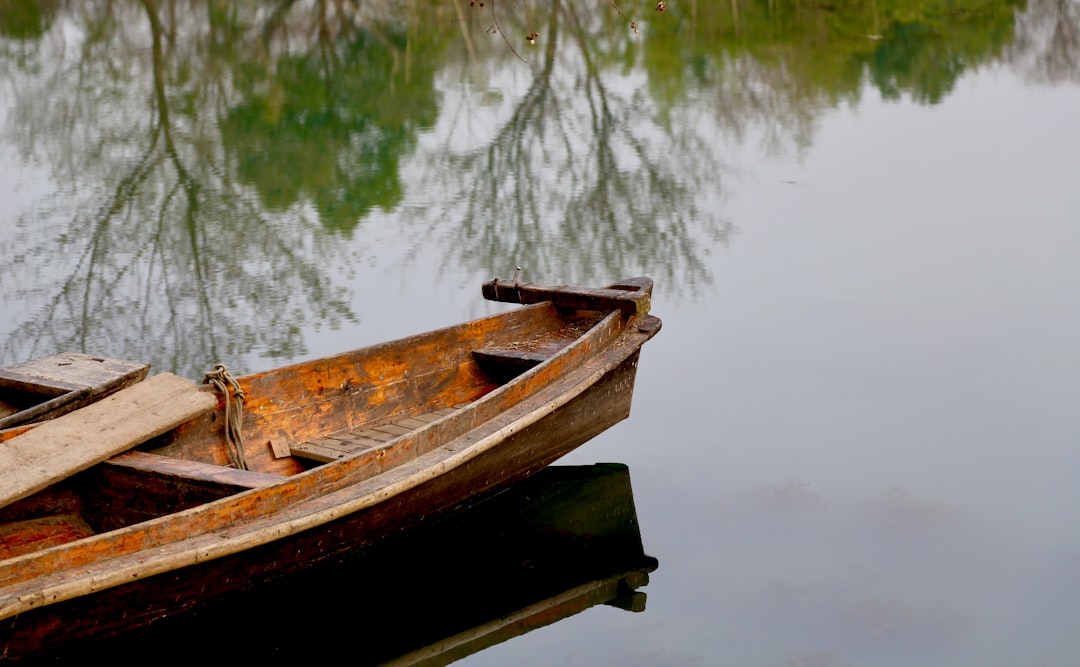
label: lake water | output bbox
[2,1,1079,664]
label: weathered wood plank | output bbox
[327,433,382,450]
[291,408,462,463]
[0,354,151,431]
[482,277,653,316]
[0,353,149,395]
[305,437,353,454]
[0,373,217,509]
[394,418,430,430]
[372,424,411,437]
[290,441,348,463]
[474,348,552,365]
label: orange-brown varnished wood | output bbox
[0,489,93,560]
[0,514,95,560]
[148,302,570,476]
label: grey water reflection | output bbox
[1010,0,1080,83]
[2,0,1075,374]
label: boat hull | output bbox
[0,350,644,659]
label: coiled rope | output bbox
[202,364,249,470]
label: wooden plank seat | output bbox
[0,354,147,397]
[471,317,602,383]
[472,348,551,379]
[291,407,462,463]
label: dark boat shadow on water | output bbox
[23,463,656,665]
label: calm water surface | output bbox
[2,1,1079,664]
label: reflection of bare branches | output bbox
[706,55,825,159]
[0,1,353,376]
[1009,0,1080,84]
[452,0,479,63]
[412,0,731,294]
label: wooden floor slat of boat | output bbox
[0,513,96,559]
[290,406,467,464]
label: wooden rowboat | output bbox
[0,277,661,659]
[28,463,657,663]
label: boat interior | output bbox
[0,302,627,560]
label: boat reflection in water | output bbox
[24,463,656,665]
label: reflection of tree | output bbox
[221,13,442,232]
[413,0,732,291]
[1010,0,1080,84]
[0,1,357,376]
[1,0,1058,372]
[865,22,967,104]
[0,0,55,40]
[862,2,1022,104]
[642,0,1021,153]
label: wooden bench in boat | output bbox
[471,317,599,383]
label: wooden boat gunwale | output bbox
[0,284,659,620]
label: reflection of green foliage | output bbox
[0,0,54,40]
[642,0,1022,108]
[866,22,962,103]
[222,26,441,232]
[865,1,1021,103]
